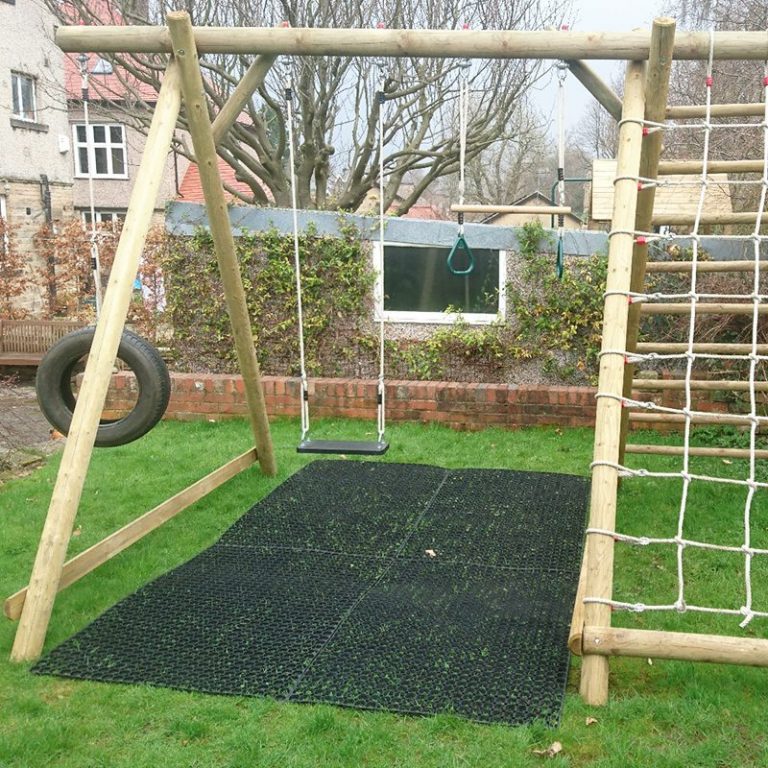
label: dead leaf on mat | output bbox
[585,716,598,726]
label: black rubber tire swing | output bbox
[36,327,171,448]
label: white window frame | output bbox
[11,72,37,122]
[80,208,125,226]
[73,123,129,179]
[373,241,507,325]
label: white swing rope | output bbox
[556,60,568,277]
[375,56,387,443]
[77,53,104,317]
[586,32,768,628]
[457,56,470,234]
[282,61,310,441]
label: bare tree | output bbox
[51,0,572,213]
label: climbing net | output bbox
[587,33,768,629]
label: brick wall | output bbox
[104,373,599,430]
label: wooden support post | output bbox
[666,103,765,119]
[4,449,258,621]
[658,159,764,175]
[618,18,676,467]
[579,59,646,707]
[54,25,768,61]
[10,61,183,663]
[582,626,768,666]
[167,11,276,479]
[565,60,623,121]
[449,204,572,216]
[211,54,276,146]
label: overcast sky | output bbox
[533,0,666,130]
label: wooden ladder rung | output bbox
[626,444,768,459]
[646,260,763,274]
[658,159,765,175]
[639,303,768,316]
[636,342,768,354]
[629,411,762,426]
[666,103,765,119]
[632,379,768,392]
[651,212,768,226]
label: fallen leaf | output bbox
[72,526,82,538]
[533,741,562,758]
[585,716,598,726]
[425,549,437,558]
[722,459,733,465]
[647,658,654,665]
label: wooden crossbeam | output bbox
[580,626,768,666]
[566,60,623,121]
[54,26,768,60]
[4,449,258,622]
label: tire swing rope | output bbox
[447,50,475,277]
[39,58,170,447]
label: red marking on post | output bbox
[377,22,385,29]
[637,182,643,191]
[462,23,469,30]
[642,127,650,136]
[280,20,290,27]
[706,76,713,87]
[560,24,570,31]
[636,236,647,245]
[763,77,768,87]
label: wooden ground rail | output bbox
[0,320,85,367]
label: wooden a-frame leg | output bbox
[167,11,276,478]
[10,61,183,662]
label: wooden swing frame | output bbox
[8,12,768,710]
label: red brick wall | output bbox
[104,373,599,430]
[103,373,744,431]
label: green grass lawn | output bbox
[1,417,767,767]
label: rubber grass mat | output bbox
[33,460,589,726]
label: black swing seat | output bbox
[297,439,389,456]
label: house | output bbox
[64,45,189,226]
[590,158,734,229]
[480,191,584,229]
[1,0,74,313]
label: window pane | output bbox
[19,76,34,119]
[109,125,122,143]
[76,124,87,143]
[92,125,106,143]
[94,147,108,175]
[383,246,499,314]
[111,147,125,175]
[11,76,21,115]
[78,147,89,174]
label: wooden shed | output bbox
[591,158,733,226]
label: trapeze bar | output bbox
[581,626,768,666]
[55,25,768,61]
[450,204,572,215]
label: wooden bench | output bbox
[0,319,86,367]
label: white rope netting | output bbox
[587,34,768,629]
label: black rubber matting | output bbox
[33,460,589,726]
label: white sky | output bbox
[532,0,666,131]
